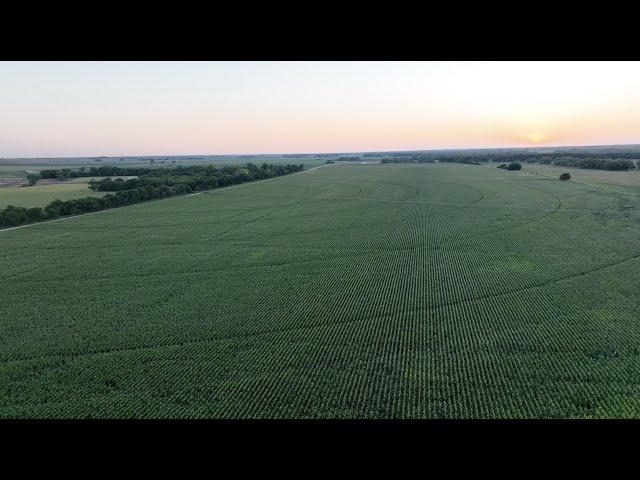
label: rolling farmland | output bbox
[0,179,107,209]
[2,163,640,418]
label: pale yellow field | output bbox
[0,180,104,209]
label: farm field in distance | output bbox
[521,162,640,189]
[0,155,329,177]
[0,156,329,208]
[2,163,640,418]
[0,178,115,209]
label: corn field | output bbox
[1,163,640,418]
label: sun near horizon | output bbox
[0,61,638,157]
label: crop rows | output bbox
[1,164,640,418]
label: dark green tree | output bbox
[26,173,41,186]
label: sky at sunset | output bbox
[1,61,639,157]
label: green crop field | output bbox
[2,163,640,418]
[0,179,107,209]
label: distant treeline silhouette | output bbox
[380,154,637,170]
[1,163,303,229]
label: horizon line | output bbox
[2,142,640,161]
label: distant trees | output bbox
[506,163,522,171]
[39,168,73,180]
[372,150,639,171]
[26,173,41,186]
[26,207,45,222]
[40,166,142,179]
[41,163,304,182]
[0,205,28,226]
[496,164,507,169]
[552,157,635,171]
[379,154,498,166]
[0,163,305,229]
[86,163,304,194]
[559,172,571,181]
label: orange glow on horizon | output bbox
[0,61,639,157]
[525,133,549,144]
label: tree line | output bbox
[380,155,637,170]
[550,157,635,171]
[0,163,304,229]
[87,163,303,192]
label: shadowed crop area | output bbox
[2,164,640,418]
